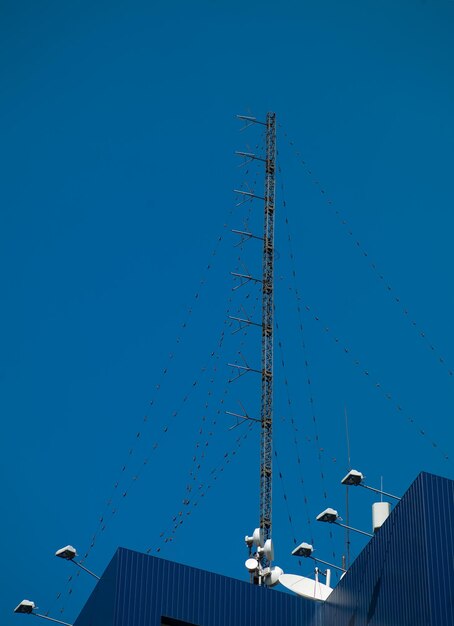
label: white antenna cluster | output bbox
[244,528,283,587]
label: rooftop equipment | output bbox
[316,508,373,538]
[14,600,72,625]
[55,545,100,580]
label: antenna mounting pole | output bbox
[260,112,276,564]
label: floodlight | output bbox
[316,508,373,538]
[13,600,72,625]
[55,545,76,560]
[316,508,339,523]
[340,469,401,500]
[341,469,363,486]
[55,545,100,580]
[14,600,35,614]
[292,542,346,572]
[292,542,313,558]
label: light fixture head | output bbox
[292,541,314,558]
[14,600,35,614]
[341,469,364,486]
[55,545,77,560]
[316,508,339,523]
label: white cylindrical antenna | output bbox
[325,568,331,588]
[372,502,391,532]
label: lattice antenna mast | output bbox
[232,113,276,572]
[260,112,276,550]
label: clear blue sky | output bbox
[1,0,454,623]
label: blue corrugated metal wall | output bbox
[74,549,118,626]
[113,549,318,626]
[318,471,454,626]
[74,472,454,626]
[75,548,318,626]
[418,473,454,625]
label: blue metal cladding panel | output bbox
[109,548,318,626]
[74,550,119,626]
[423,472,454,624]
[318,471,454,626]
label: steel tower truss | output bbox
[232,112,276,572]
[260,112,276,550]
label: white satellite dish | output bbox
[245,558,258,573]
[279,573,333,602]
[264,565,283,587]
[263,538,274,561]
[253,527,264,547]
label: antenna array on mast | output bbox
[260,112,276,554]
[231,113,277,572]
